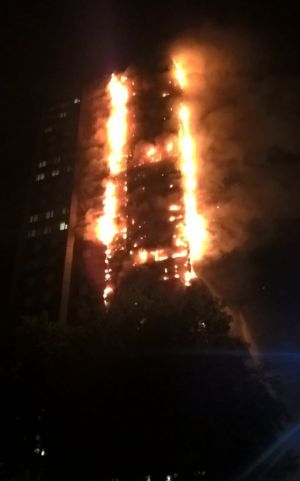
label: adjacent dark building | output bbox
[12,97,81,323]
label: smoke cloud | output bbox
[170,29,300,261]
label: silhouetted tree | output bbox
[0,277,294,480]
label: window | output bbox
[36,173,45,181]
[53,156,61,164]
[59,112,67,118]
[43,226,52,235]
[27,229,36,238]
[38,161,47,168]
[51,169,60,177]
[45,210,54,219]
[29,214,38,223]
[62,207,68,215]
[59,222,68,231]
[44,127,52,134]
[74,97,80,104]
[66,166,72,173]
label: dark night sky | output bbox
[1,0,300,407]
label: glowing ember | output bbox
[169,204,180,212]
[147,146,156,157]
[166,141,174,153]
[138,249,148,263]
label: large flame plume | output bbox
[96,74,129,304]
[173,60,208,284]
[93,56,209,303]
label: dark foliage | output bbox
[0,278,293,480]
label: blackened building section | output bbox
[67,81,107,323]
[12,98,81,323]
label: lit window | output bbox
[74,97,80,104]
[27,229,36,238]
[59,112,67,118]
[61,207,68,215]
[38,161,47,168]
[59,222,68,231]
[29,214,38,223]
[51,169,60,177]
[43,226,52,234]
[45,210,54,219]
[44,127,52,134]
[36,173,45,181]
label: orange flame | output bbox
[173,61,187,89]
[96,181,117,245]
[173,60,208,283]
[97,73,129,304]
[107,74,129,175]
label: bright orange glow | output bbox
[145,145,161,163]
[166,141,174,153]
[152,249,169,262]
[169,204,180,212]
[173,59,208,283]
[178,105,207,263]
[138,249,148,263]
[107,74,129,175]
[173,60,187,89]
[184,269,197,286]
[172,249,188,259]
[147,146,156,157]
[135,248,170,265]
[97,73,129,304]
[96,181,117,245]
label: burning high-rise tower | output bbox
[79,60,208,307]
[13,56,209,322]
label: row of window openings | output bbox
[44,113,67,133]
[29,208,68,223]
[36,166,72,181]
[28,222,68,237]
[38,156,61,168]
[43,98,80,133]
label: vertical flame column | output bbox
[173,61,207,285]
[96,74,129,304]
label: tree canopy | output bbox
[0,277,293,480]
